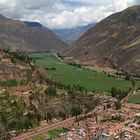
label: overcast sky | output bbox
[0,0,139,29]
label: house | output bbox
[9,86,32,96]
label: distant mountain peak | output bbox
[23,21,43,28]
[53,23,96,44]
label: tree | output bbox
[111,87,128,101]
[111,87,117,97]
[125,74,131,80]
[131,78,136,90]
[59,111,67,120]
[46,113,52,122]
[71,106,82,121]
[114,100,121,110]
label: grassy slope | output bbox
[30,53,140,93]
[28,128,67,140]
[127,92,140,104]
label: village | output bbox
[54,94,140,140]
[1,82,140,140]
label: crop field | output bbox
[30,53,140,93]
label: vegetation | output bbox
[0,50,140,139]
[1,50,35,64]
[0,81,99,138]
[0,80,18,87]
[47,128,68,138]
[28,127,68,140]
[114,100,122,110]
[45,87,57,96]
[71,106,82,121]
[127,92,140,104]
[111,87,131,100]
[111,114,124,122]
[29,53,140,93]
[66,60,81,68]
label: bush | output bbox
[45,87,57,96]
[0,79,18,87]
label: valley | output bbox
[0,50,140,140]
[53,23,95,44]
[29,52,140,93]
[0,3,140,140]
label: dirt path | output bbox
[12,117,75,140]
[125,103,140,110]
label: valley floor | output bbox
[29,52,140,93]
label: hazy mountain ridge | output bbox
[65,5,140,76]
[0,15,69,52]
[23,21,43,28]
[53,23,95,44]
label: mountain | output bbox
[53,23,95,44]
[23,21,43,28]
[65,6,140,76]
[0,15,69,52]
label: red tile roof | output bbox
[14,92,23,96]
[9,86,32,92]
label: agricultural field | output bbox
[30,53,140,93]
[127,92,140,104]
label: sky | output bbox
[0,0,140,29]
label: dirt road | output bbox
[12,110,96,140]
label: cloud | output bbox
[135,0,140,4]
[39,0,136,29]
[42,7,111,29]
[0,0,138,29]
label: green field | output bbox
[28,128,68,140]
[127,92,140,104]
[30,53,140,93]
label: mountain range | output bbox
[65,5,140,76]
[0,5,140,76]
[0,15,68,52]
[53,23,95,44]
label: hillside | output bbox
[53,23,95,44]
[0,15,69,52]
[65,6,140,76]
